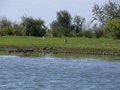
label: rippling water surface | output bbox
[0,54,120,90]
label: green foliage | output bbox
[0,16,14,36]
[82,30,93,38]
[66,32,76,37]
[1,0,119,39]
[91,0,120,38]
[0,16,12,30]
[0,16,47,37]
[52,27,65,37]
[92,4,106,27]
[21,16,46,37]
[105,18,120,39]
[57,10,72,28]
[12,23,23,36]
[104,1,120,20]
[0,16,24,36]
[50,10,73,37]
[92,0,120,27]
[56,10,72,36]
[45,32,53,37]
[94,29,104,38]
[92,24,104,38]
[0,26,14,36]
[73,15,85,33]
[76,32,84,37]
[50,20,60,30]
[50,10,86,37]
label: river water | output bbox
[0,54,120,90]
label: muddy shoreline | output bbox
[1,46,120,56]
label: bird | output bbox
[64,38,67,43]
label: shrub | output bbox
[52,27,65,37]
[21,16,46,37]
[94,28,104,38]
[66,32,76,37]
[76,32,84,37]
[82,30,93,38]
[0,26,14,36]
[105,17,120,39]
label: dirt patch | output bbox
[0,46,120,56]
[54,48,120,56]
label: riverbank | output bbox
[0,36,120,56]
[1,47,120,56]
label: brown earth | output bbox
[0,46,120,56]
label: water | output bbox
[0,54,120,90]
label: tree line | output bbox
[0,16,46,37]
[0,0,120,39]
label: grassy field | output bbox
[0,36,120,55]
[0,36,120,49]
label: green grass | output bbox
[0,36,120,50]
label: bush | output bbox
[21,16,46,37]
[45,32,53,37]
[76,32,84,37]
[94,28,104,38]
[0,26,14,36]
[105,17,120,39]
[66,32,76,37]
[82,30,93,38]
[52,27,65,37]
[12,24,24,36]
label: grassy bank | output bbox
[0,36,120,55]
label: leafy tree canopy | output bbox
[105,17,120,39]
[56,10,72,28]
[73,15,85,33]
[0,16,12,30]
[92,0,120,27]
[21,16,46,37]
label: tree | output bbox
[92,4,105,27]
[0,16,12,30]
[50,20,60,30]
[12,23,23,36]
[50,10,86,37]
[50,10,72,36]
[92,0,120,27]
[56,10,72,28]
[82,30,93,38]
[92,24,104,38]
[104,1,120,20]
[52,26,65,37]
[56,10,72,36]
[73,15,85,33]
[105,17,120,39]
[21,16,46,37]
[0,26,14,36]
